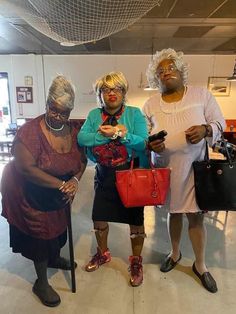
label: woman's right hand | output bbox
[98,125,117,137]
[148,139,165,153]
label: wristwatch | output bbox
[111,128,123,139]
[202,124,211,137]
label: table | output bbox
[223,128,236,145]
[0,135,14,160]
[5,128,17,136]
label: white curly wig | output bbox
[146,48,188,92]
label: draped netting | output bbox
[3,0,163,45]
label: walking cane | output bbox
[67,202,76,293]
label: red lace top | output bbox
[92,107,128,167]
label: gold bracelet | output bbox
[111,127,123,139]
[73,176,79,184]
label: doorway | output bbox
[0,72,11,136]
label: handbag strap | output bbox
[204,121,233,166]
[130,151,135,170]
[203,140,210,162]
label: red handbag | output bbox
[115,154,171,208]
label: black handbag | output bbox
[193,123,236,211]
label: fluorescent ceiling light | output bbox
[60,42,76,47]
[144,86,157,91]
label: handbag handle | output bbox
[130,151,155,170]
[216,122,233,165]
[204,121,233,166]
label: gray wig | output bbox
[46,75,75,110]
[146,48,188,92]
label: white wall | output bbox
[0,54,235,119]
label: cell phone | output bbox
[148,130,167,142]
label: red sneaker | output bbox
[85,248,111,272]
[129,255,143,287]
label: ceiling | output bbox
[0,0,236,55]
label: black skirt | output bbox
[9,225,67,262]
[92,163,144,226]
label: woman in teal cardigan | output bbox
[77,71,148,287]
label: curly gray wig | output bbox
[146,48,188,92]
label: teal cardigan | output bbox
[77,105,149,167]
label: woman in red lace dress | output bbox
[1,76,87,307]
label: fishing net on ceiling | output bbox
[4,0,163,45]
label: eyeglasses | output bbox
[101,86,123,94]
[47,107,70,120]
[156,64,177,77]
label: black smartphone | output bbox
[148,130,167,142]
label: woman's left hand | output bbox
[185,125,206,144]
[116,124,127,137]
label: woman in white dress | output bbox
[143,48,225,293]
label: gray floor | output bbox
[0,163,236,314]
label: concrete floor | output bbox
[0,163,236,314]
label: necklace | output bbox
[44,116,65,131]
[160,86,187,114]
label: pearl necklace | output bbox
[44,117,65,131]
